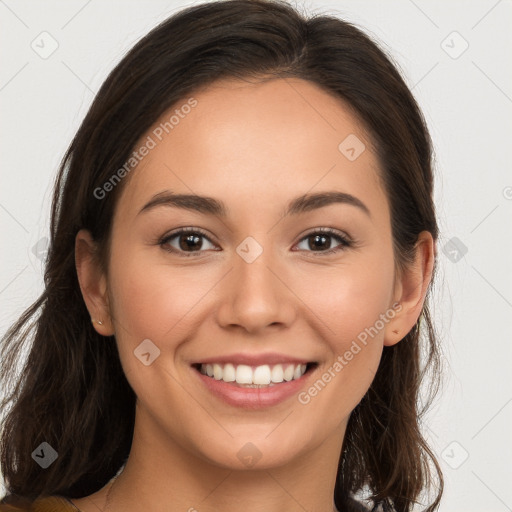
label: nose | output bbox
[215,242,296,334]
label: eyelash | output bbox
[158,226,353,258]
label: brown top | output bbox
[0,496,79,512]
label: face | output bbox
[91,77,403,470]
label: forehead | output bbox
[115,77,387,223]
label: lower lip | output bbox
[193,366,317,409]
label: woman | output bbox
[0,0,443,510]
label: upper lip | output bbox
[192,352,316,367]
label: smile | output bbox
[192,361,319,409]
[197,362,309,386]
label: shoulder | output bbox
[0,495,78,512]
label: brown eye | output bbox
[177,232,204,251]
[160,228,217,255]
[295,229,351,254]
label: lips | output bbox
[192,352,314,367]
[190,355,319,409]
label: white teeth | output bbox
[253,365,271,385]
[271,364,284,383]
[236,364,253,384]
[293,365,304,380]
[198,362,309,385]
[222,363,236,382]
[213,363,223,380]
[283,364,295,382]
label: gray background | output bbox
[1,0,511,510]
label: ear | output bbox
[75,229,115,336]
[383,231,435,347]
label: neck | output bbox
[106,407,346,512]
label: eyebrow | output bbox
[138,190,371,218]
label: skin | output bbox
[74,77,434,512]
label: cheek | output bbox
[107,245,215,341]
[293,253,395,348]
[105,248,216,410]
[291,253,395,414]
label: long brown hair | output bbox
[0,0,443,509]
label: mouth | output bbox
[190,360,320,410]
[191,361,319,388]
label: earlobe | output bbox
[75,229,114,336]
[383,231,435,346]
